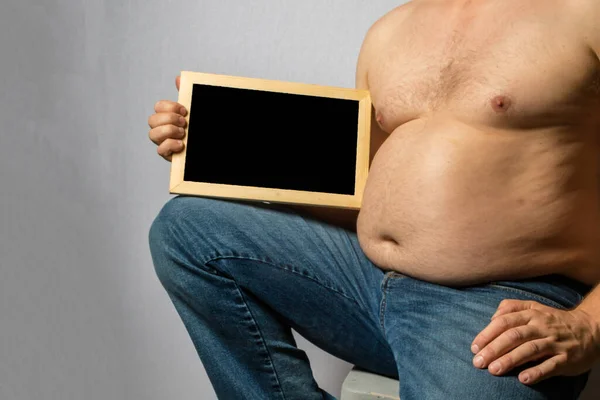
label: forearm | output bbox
[576,284,600,326]
[575,284,600,356]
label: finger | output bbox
[157,138,185,161]
[148,112,187,129]
[474,325,542,370]
[472,311,533,354]
[176,75,181,91]
[485,337,554,376]
[149,124,186,145]
[519,354,566,385]
[154,100,187,116]
[491,299,538,320]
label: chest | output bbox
[368,2,599,132]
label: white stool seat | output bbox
[340,367,400,400]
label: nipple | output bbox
[491,95,512,113]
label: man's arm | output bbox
[578,0,600,356]
[293,20,391,231]
[578,0,600,332]
[355,20,391,165]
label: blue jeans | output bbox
[148,196,591,400]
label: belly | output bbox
[357,117,600,286]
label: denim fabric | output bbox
[148,195,591,400]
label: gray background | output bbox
[1,1,598,399]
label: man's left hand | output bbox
[470,299,600,385]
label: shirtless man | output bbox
[147,1,600,398]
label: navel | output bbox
[491,95,512,113]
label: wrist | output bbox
[574,306,600,358]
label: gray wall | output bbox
[1,1,598,399]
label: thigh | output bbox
[381,274,590,400]
[150,195,398,377]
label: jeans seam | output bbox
[379,274,391,340]
[233,282,287,400]
[202,253,362,309]
[487,284,567,309]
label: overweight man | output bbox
[147,1,600,398]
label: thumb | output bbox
[175,75,181,92]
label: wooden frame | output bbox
[170,71,371,209]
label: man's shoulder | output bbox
[357,2,418,83]
[373,2,418,29]
[365,0,442,40]
[362,3,412,47]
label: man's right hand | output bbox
[148,76,188,162]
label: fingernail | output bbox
[180,107,187,116]
[489,362,500,374]
[179,127,184,134]
[471,344,479,354]
[522,373,530,383]
[474,356,484,368]
[179,116,186,125]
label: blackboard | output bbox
[169,71,372,209]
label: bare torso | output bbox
[356,0,600,286]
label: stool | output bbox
[340,367,400,400]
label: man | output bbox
[147,1,600,399]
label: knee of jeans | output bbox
[149,194,228,238]
[148,196,221,283]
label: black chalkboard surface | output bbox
[170,71,372,209]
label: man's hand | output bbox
[148,76,187,162]
[470,299,600,385]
